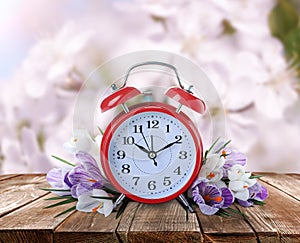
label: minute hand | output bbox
[156,140,181,153]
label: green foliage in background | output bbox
[269,0,300,73]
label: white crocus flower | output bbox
[198,154,225,186]
[228,165,256,201]
[76,189,113,217]
[64,129,97,154]
[63,129,106,177]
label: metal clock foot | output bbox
[113,193,126,209]
[178,194,194,213]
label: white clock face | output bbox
[107,110,199,201]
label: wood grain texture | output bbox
[258,173,300,201]
[195,207,257,243]
[0,193,75,243]
[126,200,202,243]
[237,179,300,243]
[54,210,121,243]
[0,174,299,243]
[0,174,49,217]
[116,202,140,242]
[0,174,19,181]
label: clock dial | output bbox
[101,104,202,203]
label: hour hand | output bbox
[133,143,149,154]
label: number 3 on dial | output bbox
[100,103,203,204]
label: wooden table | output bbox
[0,173,299,243]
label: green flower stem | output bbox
[40,188,71,192]
[45,196,73,200]
[51,155,75,167]
[97,126,104,135]
[44,198,77,209]
[249,175,264,179]
[54,206,77,218]
[91,196,114,200]
[215,139,231,154]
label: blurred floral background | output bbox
[0,0,300,174]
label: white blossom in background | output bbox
[0,0,299,173]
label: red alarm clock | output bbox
[99,62,206,211]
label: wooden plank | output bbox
[116,202,140,242]
[126,200,202,243]
[0,174,19,181]
[54,210,121,243]
[0,174,49,217]
[0,193,76,243]
[236,180,300,243]
[195,207,257,243]
[257,173,300,201]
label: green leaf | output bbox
[227,207,249,218]
[217,208,238,217]
[284,27,300,63]
[45,195,73,200]
[102,186,120,195]
[40,188,71,192]
[203,137,221,163]
[215,139,231,154]
[253,199,266,206]
[206,137,220,154]
[185,207,189,222]
[221,178,230,184]
[249,174,264,179]
[202,152,208,165]
[97,126,104,135]
[91,196,114,200]
[54,205,77,218]
[217,209,231,217]
[268,0,299,40]
[51,155,75,167]
[44,198,77,209]
[217,212,230,217]
[221,19,237,35]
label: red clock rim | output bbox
[100,102,203,204]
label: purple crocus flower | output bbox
[192,180,234,215]
[67,151,105,198]
[237,182,268,207]
[46,167,72,196]
[222,148,247,177]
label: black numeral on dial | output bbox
[163,176,171,186]
[117,150,126,159]
[173,166,181,175]
[148,180,156,190]
[179,151,188,159]
[122,136,135,145]
[133,125,142,133]
[175,135,182,143]
[166,124,170,133]
[147,120,159,128]
[121,164,130,174]
[132,177,140,186]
